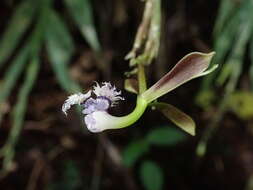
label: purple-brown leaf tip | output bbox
[141,52,216,103]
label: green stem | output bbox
[116,96,148,128]
[138,64,147,94]
[87,96,148,132]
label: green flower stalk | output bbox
[62,52,217,133]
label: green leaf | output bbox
[152,102,196,136]
[140,161,164,190]
[0,47,30,125]
[64,0,101,51]
[222,16,253,90]
[216,63,232,86]
[1,14,44,167]
[249,19,253,90]
[122,140,149,168]
[45,9,74,64]
[45,8,80,93]
[9,10,44,140]
[146,127,187,146]
[0,0,35,68]
[200,18,238,91]
[213,0,237,38]
[61,161,82,189]
[2,56,39,171]
[200,0,253,91]
[12,57,39,141]
[46,161,82,190]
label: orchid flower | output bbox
[62,52,217,134]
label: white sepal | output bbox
[62,90,91,115]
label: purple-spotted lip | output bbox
[82,96,112,115]
[81,96,111,109]
[80,95,113,107]
[96,96,112,106]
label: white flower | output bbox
[84,97,147,133]
[62,82,126,133]
[84,111,124,133]
[62,52,217,134]
[62,91,91,115]
[93,82,124,106]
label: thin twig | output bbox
[26,157,44,190]
[90,143,104,190]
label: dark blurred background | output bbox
[1,0,253,189]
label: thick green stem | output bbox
[115,96,148,128]
[89,96,148,132]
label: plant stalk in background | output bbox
[196,0,253,158]
[0,0,100,175]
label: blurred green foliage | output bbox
[123,126,188,167]
[46,161,83,190]
[123,126,187,190]
[122,139,149,168]
[197,0,253,107]
[0,0,100,172]
[228,91,253,120]
[140,161,164,190]
[146,127,187,146]
[196,0,253,158]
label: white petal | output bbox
[84,111,124,133]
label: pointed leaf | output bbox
[64,0,100,51]
[0,1,35,68]
[141,52,216,103]
[146,127,187,146]
[11,56,39,141]
[213,0,236,37]
[45,9,74,64]
[200,0,251,91]
[10,12,44,141]
[1,57,40,170]
[140,161,164,190]
[124,79,138,94]
[152,102,196,135]
[1,15,44,168]
[0,47,30,125]
[45,9,80,93]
